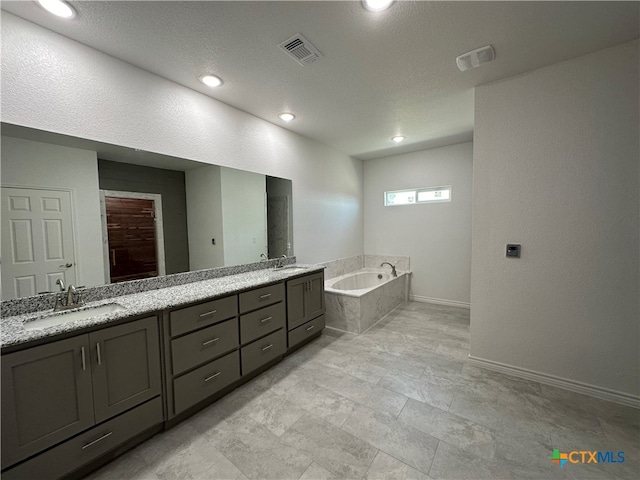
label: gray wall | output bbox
[364,142,473,306]
[185,164,224,271]
[98,160,189,275]
[471,40,639,399]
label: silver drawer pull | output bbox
[261,344,273,352]
[199,309,217,318]
[96,342,102,366]
[204,372,221,382]
[260,316,273,324]
[259,293,272,300]
[202,337,220,346]
[82,432,112,450]
[306,325,315,331]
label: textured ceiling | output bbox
[2,1,638,160]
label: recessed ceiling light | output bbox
[392,135,405,143]
[200,75,223,87]
[278,112,296,122]
[37,0,76,19]
[362,0,394,12]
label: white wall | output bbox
[1,13,363,265]
[364,142,473,306]
[221,167,266,266]
[471,40,639,400]
[185,164,224,270]
[1,136,106,288]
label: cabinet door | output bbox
[90,316,161,424]
[286,276,308,330]
[287,273,326,331]
[305,272,325,320]
[1,335,95,469]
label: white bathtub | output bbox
[324,268,410,333]
[326,270,394,295]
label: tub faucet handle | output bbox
[380,262,397,277]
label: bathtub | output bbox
[324,268,410,334]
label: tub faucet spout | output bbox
[380,262,397,277]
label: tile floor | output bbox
[85,302,639,480]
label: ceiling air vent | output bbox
[278,34,323,66]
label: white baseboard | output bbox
[467,355,640,409]
[410,295,470,309]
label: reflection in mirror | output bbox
[0,123,293,300]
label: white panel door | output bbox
[1,188,76,299]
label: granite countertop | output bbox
[1,265,324,350]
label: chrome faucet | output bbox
[260,253,268,261]
[380,262,397,277]
[54,281,85,311]
[275,254,287,269]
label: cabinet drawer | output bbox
[288,315,325,350]
[239,283,284,314]
[2,397,163,480]
[173,351,240,414]
[170,295,237,337]
[171,318,239,375]
[241,329,286,375]
[239,302,285,345]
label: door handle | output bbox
[96,342,102,366]
[81,346,86,371]
[59,263,73,268]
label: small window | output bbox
[384,186,451,206]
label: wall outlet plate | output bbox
[506,244,521,258]
[507,243,521,258]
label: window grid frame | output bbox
[384,185,452,207]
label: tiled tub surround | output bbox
[0,259,323,350]
[325,268,410,334]
[321,254,410,280]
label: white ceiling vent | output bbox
[456,45,495,71]
[279,34,323,66]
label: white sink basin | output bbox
[24,303,126,331]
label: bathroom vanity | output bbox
[0,265,325,480]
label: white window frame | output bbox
[384,185,452,206]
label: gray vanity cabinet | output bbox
[90,316,161,423]
[286,272,325,330]
[239,283,287,375]
[286,272,325,349]
[1,316,163,475]
[165,295,241,417]
[1,335,95,469]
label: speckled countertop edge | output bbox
[1,265,324,350]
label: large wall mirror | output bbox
[0,123,294,300]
